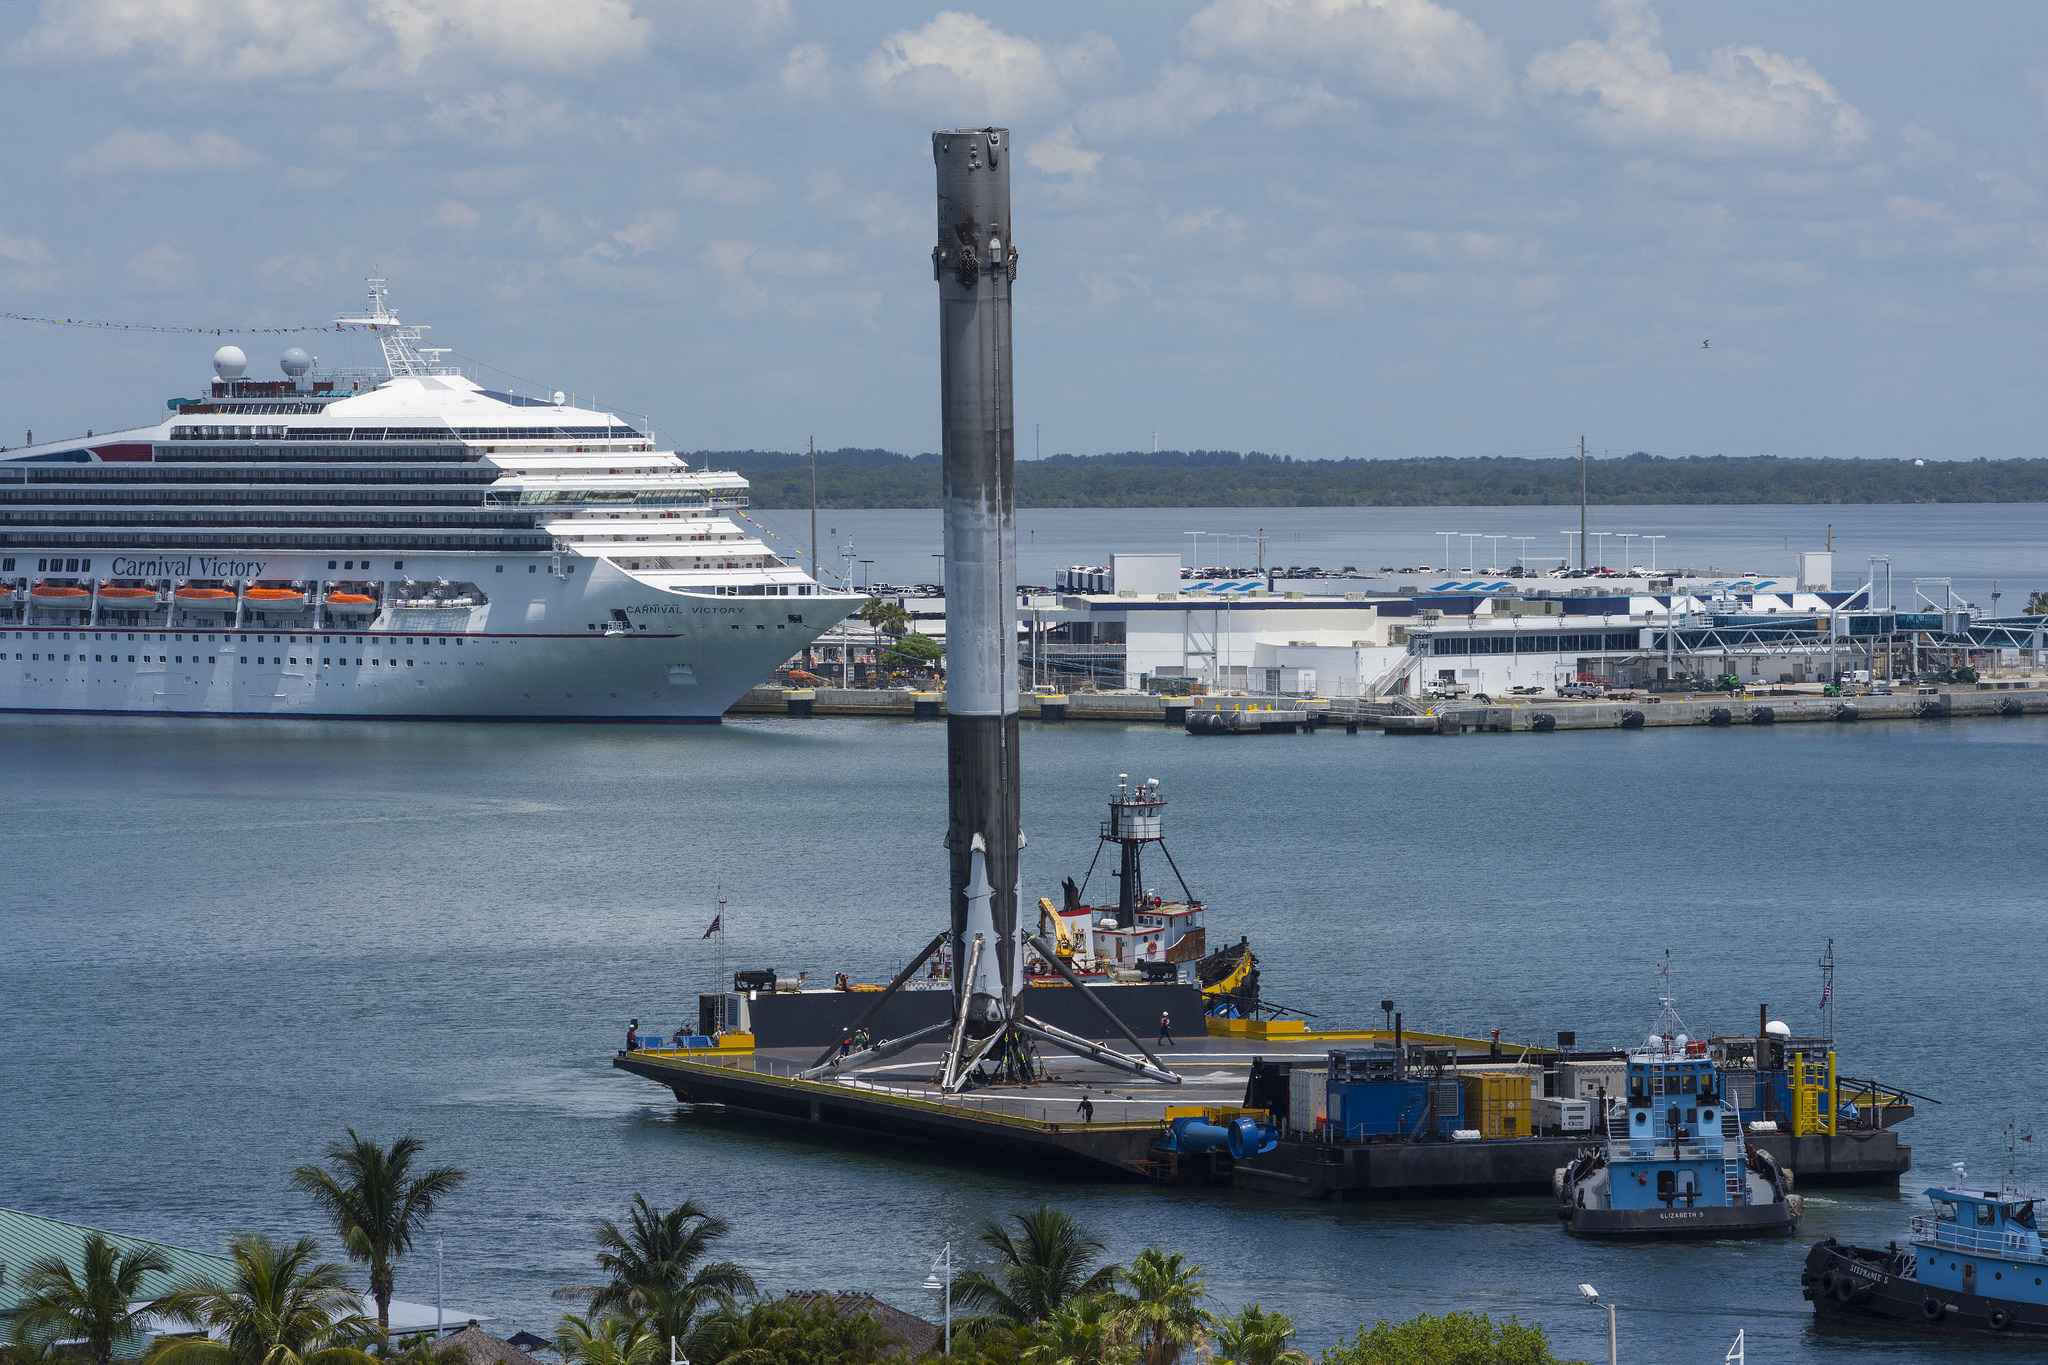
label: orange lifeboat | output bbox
[96,584,158,609]
[174,586,239,612]
[324,590,378,617]
[244,586,308,611]
[30,581,90,604]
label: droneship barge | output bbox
[613,778,1916,1201]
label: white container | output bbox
[1288,1066,1328,1134]
[1559,1059,1628,1102]
[1451,1128,1482,1142]
[1533,1096,1593,1134]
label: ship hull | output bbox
[1566,1200,1800,1239]
[2,552,853,722]
[1803,1239,2048,1338]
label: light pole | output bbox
[1437,531,1457,573]
[1643,535,1664,573]
[436,1229,444,1337]
[1559,531,1578,571]
[923,1242,955,1356]
[1463,533,1480,572]
[1617,533,1635,576]
[1514,536,1534,570]
[1485,536,1506,573]
[1590,531,1609,571]
[1578,1284,1616,1365]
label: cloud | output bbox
[126,242,199,289]
[1026,124,1101,180]
[611,210,679,255]
[1077,64,1274,142]
[65,129,260,177]
[425,85,579,142]
[0,233,54,267]
[679,165,773,207]
[1527,0,1869,157]
[858,12,1115,123]
[1182,0,1508,110]
[18,0,651,82]
[429,199,481,232]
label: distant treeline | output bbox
[696,448,2048,509]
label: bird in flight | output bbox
[1701,339,1710,349]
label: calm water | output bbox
[5,706,2047,1363]
[749,502,2048,612]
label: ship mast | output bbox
[333,278,449,378]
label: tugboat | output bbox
[1556,965,1802,1239]
[1802,1146,2046,1338]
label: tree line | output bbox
[0,1132,1583,1365]
[699,448,2048,509]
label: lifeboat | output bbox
[173,586,239,612]
[324,590,378,617]
[243,586,309,611]
[96,585,159,609]
[30,582,90,604]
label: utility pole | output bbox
[1579,436,1588,570]
[809,436,818,584]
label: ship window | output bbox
[329,560,337,569]
[495,565,503,573]
[394,561,403,569]
[1977,1203,1997,1227]
[1682,1073,1697,1093]
[529,564,537,572]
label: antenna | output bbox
[1818,938,1835,1046]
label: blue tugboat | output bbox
[1803,1151,2046,1338]
[1555,968,1802,1239]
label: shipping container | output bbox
[1460,1070,1533,1139]
[1288,1066,1328,1134]
[1532,1096,1594,1134]
[1558,1059,1628,1102]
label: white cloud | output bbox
[679,165,773,207]
[1527,0,1869,157]
[126,242,199,289]
[0,233,54,267]
[429,199,481,232]
[1077,64,1274,142]
[1026,125,1101,180]
[18,0,650,82]
[780,41,835,98]
[425,86,579,142]
[859,12,1114,124]
[612,210,679,255]
[1182,0,1507,110]
[65,129,260,177]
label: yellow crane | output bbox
[1037,896,1076,959]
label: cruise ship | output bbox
[0,282,858,720]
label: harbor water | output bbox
[5,705,2047,1363]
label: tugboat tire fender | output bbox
[1989,1308,2012,1332]
[1922,1295,1945,1323]
[1817,1269,1841,1299]
[1831,1274,1859,1304]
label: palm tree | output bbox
[12,1234,172,1363]
[552,1314,660,1365]
[858,597,911,636]
[1210,1304,1309,1365]
[954,1204,1119,1327]
[1022,1296,1132,1365]
[681,1303,791,1365]
[1110,1249,1213,1365]
[147,1233,378,1365]
[290,1131,467,1334]
[558,1196,753,1349]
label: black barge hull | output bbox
[1803,1239,2048,1339]
[1567,1201,1800,1240]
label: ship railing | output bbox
[1909,1217,2046,1261]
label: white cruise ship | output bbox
[0,282,857,721]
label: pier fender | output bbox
[1750,706,1775,725]
[1708,706,1733,726]
[1618,709,1645,729]
[2000,697,2024,716]
[1531,712,1556,732]
[1917,699,1946,719]
[1834,703,1859,722]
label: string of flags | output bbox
[1,312,363,335]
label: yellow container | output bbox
[1460,1070,1533,1139]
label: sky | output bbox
[3,0,2048,463]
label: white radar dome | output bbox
[1764,1020,1791,1039]
[553,390,567,405]
[213,345,248,379]
[280,346,312,377]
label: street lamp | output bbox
[923,1242,955,1356]
[1578,1284,1616,1365]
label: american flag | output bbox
[702,914,722,938]
[1819,981,1831,1011]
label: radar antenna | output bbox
[333,278,450,378]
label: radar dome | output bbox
[553,390,566,405]
[280,346,312,377]
[1764,1020,1791,1039]
[213,345,247,379]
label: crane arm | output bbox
[1037,896,1076,958]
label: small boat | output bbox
[30,582,89,603]
[173,586,239,611]
[323,590,379,616]
[243,586,308,610]
[1555,964,1802,1239]
[96,584,159,607]
[1803,1152,2046,1338]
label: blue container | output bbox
[1330,1079,1433,1140]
